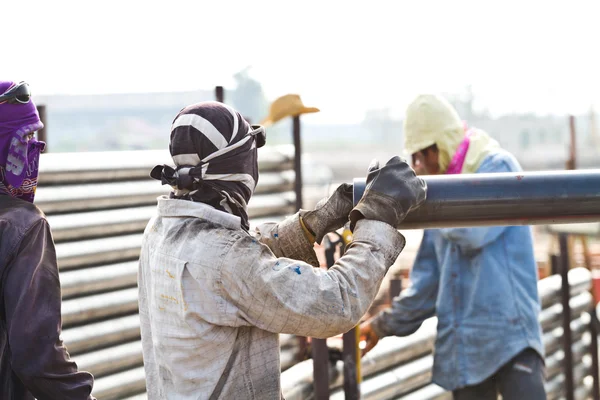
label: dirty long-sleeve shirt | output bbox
[370,150,544,391]
[138,196,405,399]
[0,192,95,400]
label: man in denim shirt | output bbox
[360,94,545,400]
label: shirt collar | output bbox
[156,195,241,230]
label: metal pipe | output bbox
[538,268,591,308]
[91,366,146,400]
[281,274,590,400]
[61,314,141,355]
[330,355,434,400]
[56,234,143,271]
[539,292,593,332]
[38,178,294,216]
[75,340,143,378]
[545,340,589,379]
[61,288,139,328]
[60,261,138,299]
[559,234,576,400]
[353,170,600,229]
[399,383,451,400]
[544,316,589,356]
[38,147,294,185]
[589,307,600,400]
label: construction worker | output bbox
[0,81,96,399]
[360,94,546,400]
[138,101,427,399]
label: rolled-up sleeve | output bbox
[221,219,405,339]
[3,219,95,400]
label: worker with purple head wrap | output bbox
[0,81,96,399]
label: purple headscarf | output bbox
[0,81,45,202]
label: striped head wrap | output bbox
[151,101,265,231]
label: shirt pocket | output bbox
[148,251,189,325]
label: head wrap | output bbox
[152,101,259,230]
[403,94,498,174]
[0,81,45,202]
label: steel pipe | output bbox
[62,314,141,355]
[121,395,148,400]
[330,355,434,400]
[91,366,146,400]
[38,183,295,215]
[281,319,437,400]
[544,316,590,356]
[48,206,155,242]
[546,363,590,400]
[539,292,593,332]
[60,261,138,299]
[56,234,142,271]
[538,268,591,308]
[282,274,591,400]
[61,288,138,328]
[38,147,294,185]
[399,383,451,400]
[545,340,589,379]
[353,169,600,229]
[75,340,143,378]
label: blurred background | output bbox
[4,0,600,190]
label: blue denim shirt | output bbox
[371,149,544,391]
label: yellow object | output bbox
[403,94,499,174]
[299,216,316,244]
[261,94,320,126]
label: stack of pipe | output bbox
[37,147,299,399]
[281,268,595,400]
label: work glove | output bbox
[301,183,354,244]
[349,156,427,230]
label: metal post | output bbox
[559,233,575,400]
[352,170,600,229]
[215,86,224,103]
[292,116,303,210]
[568,115,577,170]
[36,104,47,150]
[590,306,600,400]
[342,327,360,400]
[311,338,330,399]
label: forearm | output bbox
[253,213,320,267]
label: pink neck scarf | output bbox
[445,124,474,175]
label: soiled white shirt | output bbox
[138,196,404,399]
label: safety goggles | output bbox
[0,82,31,104]
[245,124,267,148]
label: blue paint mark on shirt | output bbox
[292,265,301,275]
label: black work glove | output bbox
[349,156,427,230]
[301,183,354,243]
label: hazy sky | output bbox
[4,0,600,123]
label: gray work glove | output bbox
[349,156,427,230]
[301,183,354,243]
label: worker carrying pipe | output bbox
[360,94,546,400]
[138,101,427,399]
[0,81,96,399]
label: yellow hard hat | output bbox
[261,94,320,126]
